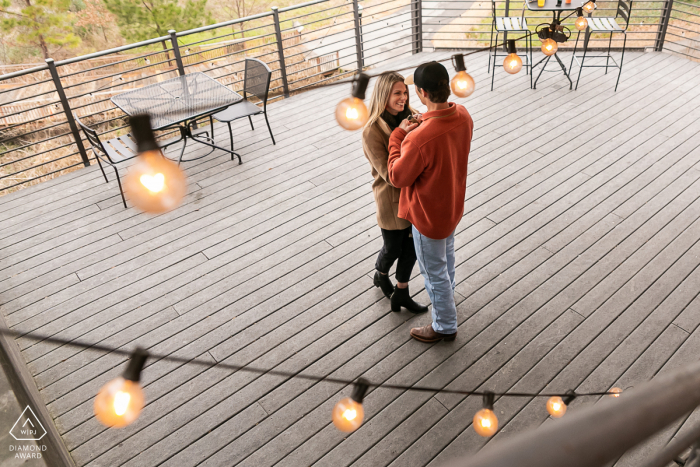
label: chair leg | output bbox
[491,31,498,91]
[529,33,533,89]
[227,122,235,158]
[248,116,254,131]
[605,32,613,74]
[488,24,494,73]
[95,155,108,183]
[209,116,214,139]
[575,31,588,91]
[114,166,127,209]
[264,111,275,145]
[569,30,580,76]
[615,32,627,92]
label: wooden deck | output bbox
[2,49,700,467]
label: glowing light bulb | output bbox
[473,408,498,437]
[541,38,558,56]
[332,379,369,433]
[503,54,523,74]
[333,398,364,432]
[582,1,595,13]
[335,97,368,131]
[124,150,187,213]
[94,377,145,428]
[450,71,476,98]
[123,114,186,214]
[547,396,567,418]
[576,15,588,30]
[609,387,622,398]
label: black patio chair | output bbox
[568,0,632,91]
[211,58,276,157]
[75,115,139,208]
[488,0,533,90]
[75,115,197,208]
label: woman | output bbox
[362,72,428,314]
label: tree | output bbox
[102,0,213,43]
[75,0,115,43]
[0,0,80,59]
[212,0,272,38]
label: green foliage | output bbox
[103,0,213,42]
[0,0,81,58]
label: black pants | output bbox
[376,226,417,283]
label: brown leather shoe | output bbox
[410,325,457,343]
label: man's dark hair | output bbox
[419,80,450,104]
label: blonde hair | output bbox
[365,72,415,130]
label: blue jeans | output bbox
[412,226,457,334]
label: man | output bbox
[387,61,473,343]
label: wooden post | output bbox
[46,59,90,168]
[272,7,290,97]
[411,0,423,54]
[655,0,674,51]
[169,30,186,76]
[352,0,364,70]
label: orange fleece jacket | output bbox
[387,102,473,240]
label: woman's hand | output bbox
[399,119,419,133]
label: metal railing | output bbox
[451,359,700,467]
[0,0,694,195]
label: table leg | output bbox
[190,133,242,165]
[533,55,551,89]
[553,52,574,89]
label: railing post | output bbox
[272,7,290,97]
[46,59,90,168]
[655,0,674,51]
[411,0,423,54]
[352,0,364,70]
[169,30,186,76]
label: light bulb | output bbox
[503,53,523,74]
[582,1,595,13]
[575,15,588,30]
[335,97,369,131]
[123,150,187,213]
[541,38,558,56]
[473,408,498,437]
[332,397,365,432]
[450,71,476,98]
[94,377,145,428]
[547,396,567,418]
[609,387,622,398]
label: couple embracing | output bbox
[361,61,474,344]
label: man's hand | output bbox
[399,119,420,133]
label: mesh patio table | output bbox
[112,72,243,164]
[527,0,579,89]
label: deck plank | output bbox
[1,50,699,467]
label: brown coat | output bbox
[362,117,411,231]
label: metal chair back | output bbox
[491,0,527,29]
[74,114,115,164]
[616,0,633,28]
[243,58,272,111]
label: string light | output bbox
[503,40,523,74]
[335,73,370,131]
[123,114,187,213]
[1,325,625,434]
[332,379,369,432]
[575,7,588,30]
[474,392,498,437]
[94,348,148,428]
[582,0,595,13]
[541,37,558,56]
[450,54,476,98]
[547,390,576,418]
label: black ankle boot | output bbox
[391,286,428,313]
[373,271,394,299]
